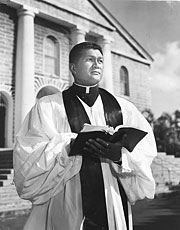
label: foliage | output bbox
[142,109,180,157]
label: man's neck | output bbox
[72,83,99,106]
[74,82,98,94]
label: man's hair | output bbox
[69,42,103,64]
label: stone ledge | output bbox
[0,201,32,214]
[0,206,31,218]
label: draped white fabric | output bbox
[13,92,157,230]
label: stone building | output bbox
[0,0,153,148]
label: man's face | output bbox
[71,49,104,86]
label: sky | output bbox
[98,0,180,118]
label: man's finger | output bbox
[95,138,111,149]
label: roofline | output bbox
[2,0,116,31]
[2,0,153,62]
[89,0,154,63]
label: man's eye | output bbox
[87,58,93,61]
[98,59,103,64]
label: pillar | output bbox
[14,6,37,134]
[98,36,114,93]
[71,26,87,46]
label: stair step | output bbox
[0,188,18,196]
[0,157,13,162]
[0,163,13,168]
[0,149,13,171]
[0,197,31,204]
[0,187,17,193]
[0,184,16,191]
[0,159,13,164]
[0,174,13,180]
[0,193,20,201]
[0,169,13,174]
[0,152,13,156]
[0,196,29,204]
[0,179,13,187]
[0,180,32,213]
[0,149,13,155]
[0,203,31,213]
[0,200,32,213]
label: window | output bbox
[120,66,130,96]
[44,36,59,76]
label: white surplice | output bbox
[13,92,157,230]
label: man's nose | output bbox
[93,59,101,68]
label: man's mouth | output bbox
[91,70,101,75]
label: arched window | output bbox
[44,35,59,76]
[120,66,130,96]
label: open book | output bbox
[70,124,147,156]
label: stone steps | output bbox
[0,184,32,212]
[0,170,14,187]
[0,200,31,213]
[0,149,31,212]
[0,149,180,213]
[152,152,180,193]
[0,149,14,187]
[0,169,13,174]
[0,173,13,180]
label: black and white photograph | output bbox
[0,0,179,229]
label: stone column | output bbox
[71,26,87,46]
[98,36,114,93]
[14,6,37,134]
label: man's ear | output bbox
[69,63,76,75]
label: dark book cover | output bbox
[70,126,147,156]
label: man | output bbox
[13,42,157,230]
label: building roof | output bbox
[2,0,153,63]
[90,0,153,63]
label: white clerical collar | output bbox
[74,82,98,94]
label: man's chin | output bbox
[91,75,102,83]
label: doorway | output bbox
[0,94,6,147]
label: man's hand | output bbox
[83,138,123,162]
[70,138,75,149]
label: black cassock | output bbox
[63,84,129,230]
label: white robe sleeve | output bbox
[13,94,81,205]
[110,98,157,204]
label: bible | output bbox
[70,124,147,156]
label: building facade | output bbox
[0,0,153,148]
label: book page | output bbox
[114,124,146,133]
[81,123,114,134]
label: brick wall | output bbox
[110,25,152,112]
[0,5,17,86]
[0,0,153,142]
[112,52,151,111]
[0,1,152,110]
